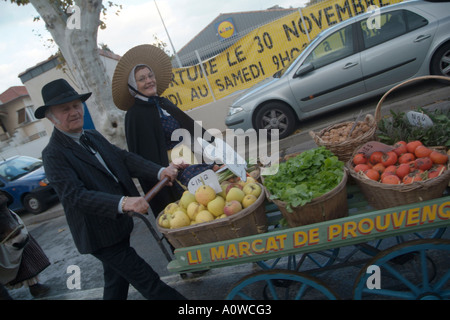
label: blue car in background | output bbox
[0,155,58,214]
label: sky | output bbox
[0,0,308,94]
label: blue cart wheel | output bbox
[226,270,339,300]
[353,239,450,300]
[256,249,340,271]
[356,228,446,257]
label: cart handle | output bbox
[129,176,173,262]
[144,176,170,203]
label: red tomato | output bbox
[369,151,384,165]
[392,141,407,156]
[353,153,367,166]
[381,151,398,167]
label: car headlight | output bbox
[228,106,244,116]
[39,178,49,187]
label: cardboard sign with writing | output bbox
[356,141,394,156]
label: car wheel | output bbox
[23,193,48,214]
[430,42,450,77]
[254,102,297,140]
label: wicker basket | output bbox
[345,75,450,210]
[347,156,449,210]
[309,114,376,162]
[156,183,267,248]
[264,171,348,228]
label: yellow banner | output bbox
[164,0,402,111]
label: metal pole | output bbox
[298,8,311,43]
[195,50,216,102]
[154,0,183,68]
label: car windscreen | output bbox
[0,157,43,181]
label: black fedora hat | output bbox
[34,78,92,119]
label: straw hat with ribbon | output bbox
[112,44,173,111]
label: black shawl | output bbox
[125,97,207,215]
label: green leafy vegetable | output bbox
[377,107,450,147]
[264,147,344,212]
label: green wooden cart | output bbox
[163,184,450,300]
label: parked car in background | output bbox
[226,0,450,139]
[0,155,58,214]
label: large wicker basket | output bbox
[156,184,267,248]
[346,75,450,210]
[309,114,376,163]
[347,155,449,210]
[264,171,348,228]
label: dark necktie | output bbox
[80,134,97,155]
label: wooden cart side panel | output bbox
[169,196,450,273]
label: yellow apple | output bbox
[223,200,242,216]
[158,213,171,228]
[207,195,226,217]
[243,182,262,198]
[164,202,179,215]
[242,194,257,208]
[169,210,190,229]
[218,183,228,198]
[179,191,196,209]
[225,183,242,194]
[186,201,205,220]
[237,179,247,188]
[226,187,245,203]
[195,210,215,223]
[195,185,216,206]
[243,176,257,186]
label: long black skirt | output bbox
[7,234,50,286]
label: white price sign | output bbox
[187,169,222,194]
[406,111,433,128]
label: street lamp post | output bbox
[154,0,183,68]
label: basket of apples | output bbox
[156,174,267,249]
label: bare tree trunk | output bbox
[29,0,126,148]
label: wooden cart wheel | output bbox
[356,228,446,257]
[256,249,340,272]
[353,239,450,300]
[226,270,339,300]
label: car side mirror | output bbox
[294,63,314,78]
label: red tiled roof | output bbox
[0,86,29,105]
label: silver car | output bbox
[225,0,450,139]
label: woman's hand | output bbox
[172,158,190,169]
[160,161,189,185]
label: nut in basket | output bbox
[309,113,376,163]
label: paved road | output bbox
[7,82,450,300]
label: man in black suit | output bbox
[36,78,186,300]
